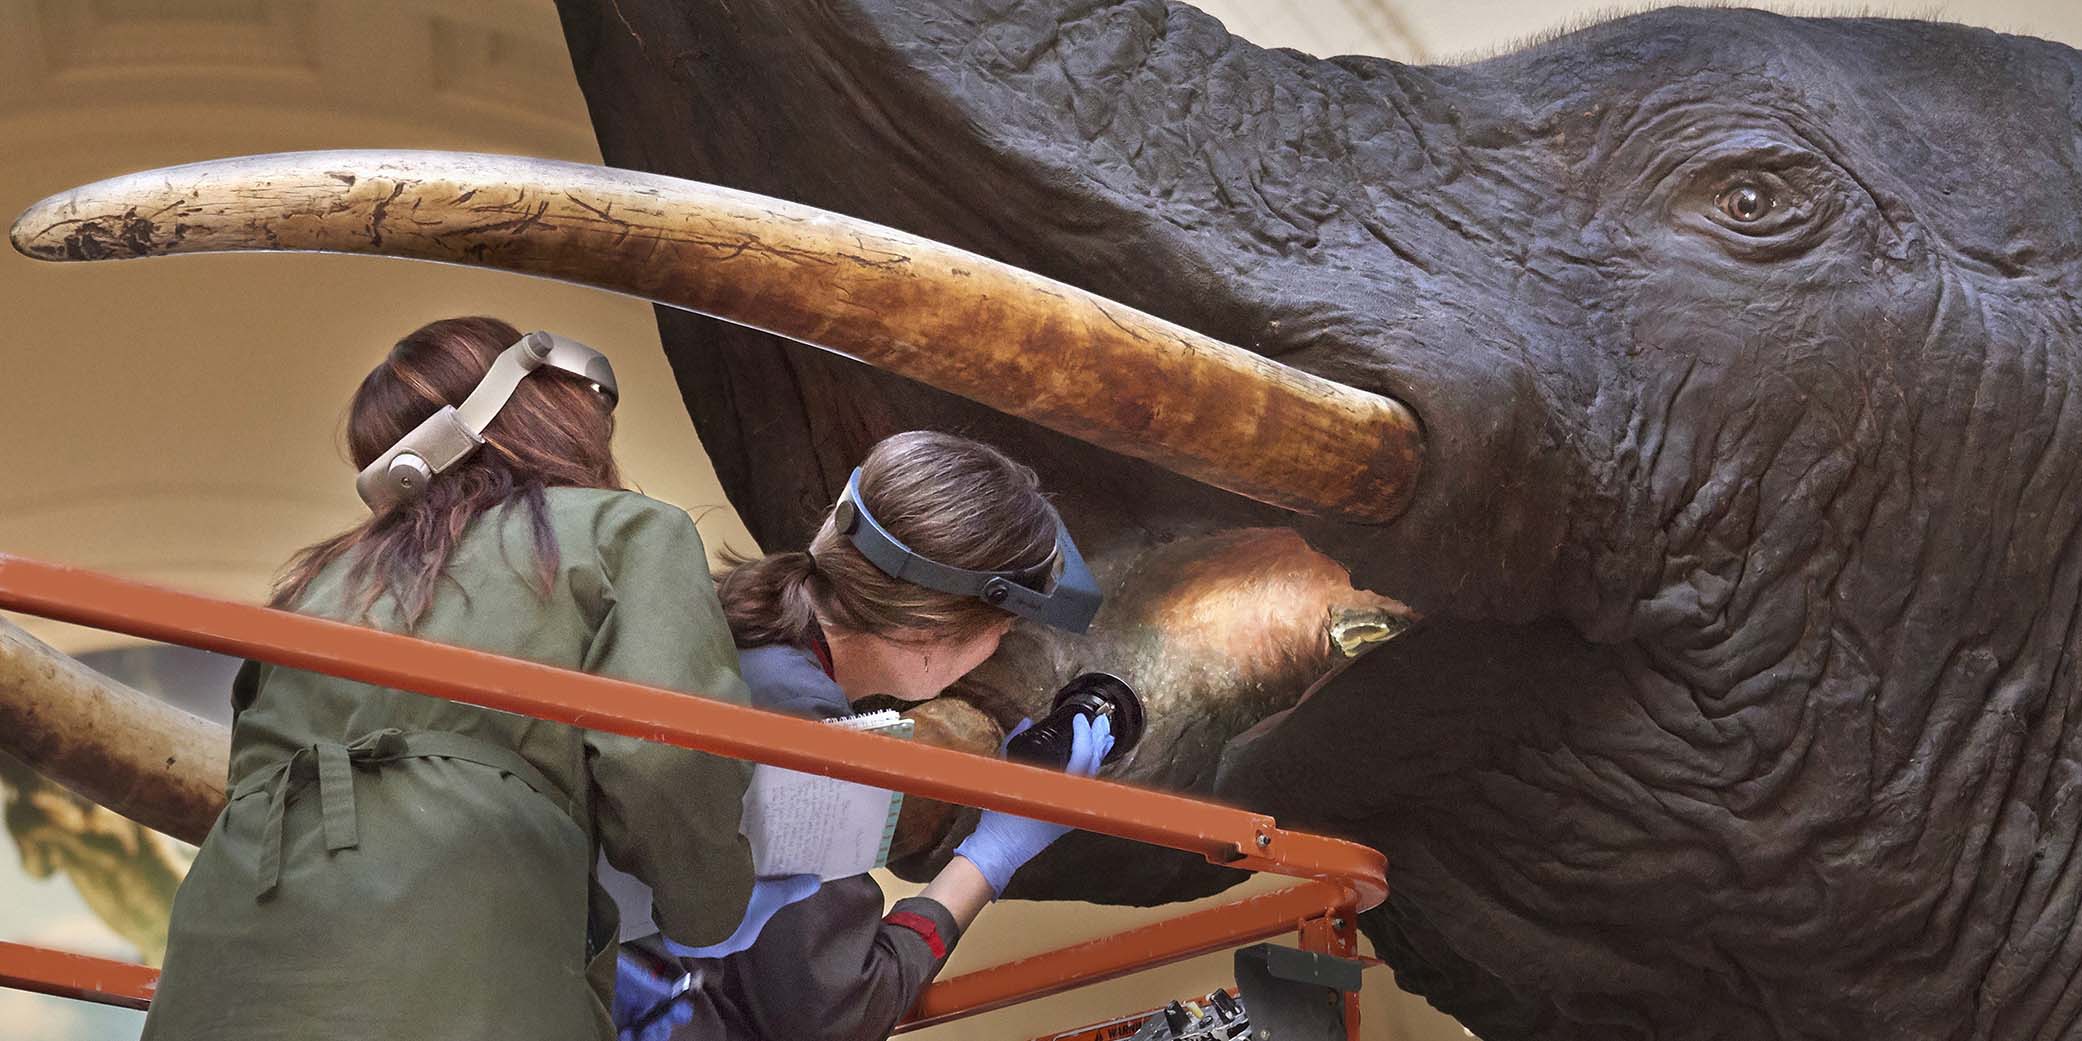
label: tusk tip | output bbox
[8,207,47,260]
[10,190,157,263]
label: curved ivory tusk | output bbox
[10,151,1422,523]
[0,619,228,845]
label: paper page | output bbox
[742,770,897,880]
[741,713,911,881]
[598,712,913,939]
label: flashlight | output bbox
[1005,672,1145,768]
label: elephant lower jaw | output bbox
[886,527,1410,902]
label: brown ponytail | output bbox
[716,431,1061,648]
[716,550,826,647]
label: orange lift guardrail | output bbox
[0,553,1385,1036]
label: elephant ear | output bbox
[552,0,1450,550]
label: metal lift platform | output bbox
[0,554,1387,1039]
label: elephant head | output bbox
[552,3,2082,1038]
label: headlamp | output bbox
[354,331,618,511]
[832,468,1103,633]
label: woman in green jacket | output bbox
[141,316,760,1041]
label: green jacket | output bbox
[140,488,755,1041]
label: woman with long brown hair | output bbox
[614,430,1114,1041]
[141,317,765,1041]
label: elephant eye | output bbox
[1715,184,1771,223]
[1673,150,1837,253]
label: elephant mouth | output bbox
[8,150,1426,895]
[883,526,1413,881]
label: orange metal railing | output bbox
[0,940,156,1011]
[0,553,1384,1032]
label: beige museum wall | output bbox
[4,1,2078,1039]
[0,2,758,656]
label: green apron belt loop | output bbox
[315,739,361,852]
[233,729,574,900]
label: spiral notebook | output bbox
[740,709,913,881]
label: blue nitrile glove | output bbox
[661,873,821,960]
[613,949,693,1041]
[954,713,1114,896]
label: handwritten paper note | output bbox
[740,711,912,880]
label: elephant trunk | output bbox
[9,151,1424,524]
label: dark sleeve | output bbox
[229,659,262,726]
[226,660,264,786]
[698,875,964,1041]
[581,497,758,947]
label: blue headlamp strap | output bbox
[831,468,1103,634]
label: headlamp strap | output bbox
[454,332,551,435]
[832,476,1006,599]
[831,468,1103,633]
[354,330,617,512]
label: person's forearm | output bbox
[919,856,996,932]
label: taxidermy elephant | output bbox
[9,1,2081,1038]
[553,3,2082,1038]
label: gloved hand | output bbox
[610,874,821,1041]
[662,873,822,960]
[954,712,1113,896]
[612,948,693,1041]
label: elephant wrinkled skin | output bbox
[555,2,2082,1038]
